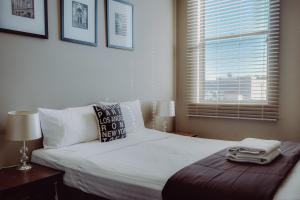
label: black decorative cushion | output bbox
[93,104,127,142]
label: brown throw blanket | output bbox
[162,142,300,200]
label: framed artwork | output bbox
[61,0,97,46]
[0,0,48,39]
[106,0,133,50]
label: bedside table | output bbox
[0,163,64,200]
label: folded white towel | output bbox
[226,149,281,165]
[228,138,282,156]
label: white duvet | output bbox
[32,129,300,200]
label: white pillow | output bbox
[99,100,145,134]
[38,106,98,149]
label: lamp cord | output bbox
[0,164,18,170]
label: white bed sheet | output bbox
[32,128,300,200]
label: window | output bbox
[186,0,280,121]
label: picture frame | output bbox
[106,0,133,50]
[61,0,97,47]
[0,0,48,39]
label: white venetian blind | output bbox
[186,0,280,121]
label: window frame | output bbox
[186,0,280,121]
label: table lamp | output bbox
[156,100,175,132]
[5,111,42,171]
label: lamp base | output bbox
[18,140,31,171]
[18,163,32,171]
[163,119,168,132]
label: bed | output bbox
[32,128,300,200]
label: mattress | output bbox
[32,128,300,200]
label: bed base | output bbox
[62,184,108,200]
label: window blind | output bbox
[186,0,280,121]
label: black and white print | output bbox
[11,0,35,19]
[72,1,88,30]
[107,0,133,50]
[115,13,128,36]
[93,104,127,142]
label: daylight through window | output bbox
[186,0,280,120]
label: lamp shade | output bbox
[5,111,42,141]
[156,100,175,117]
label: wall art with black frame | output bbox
[0,0,48,39]
[61,0,97,46]
[106,0,133,50]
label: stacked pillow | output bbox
[101,100,145,134]
[39,100,145,148]
[93,104,127,142]
[39,106,98,149]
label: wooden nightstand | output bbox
[0,163,64,200]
